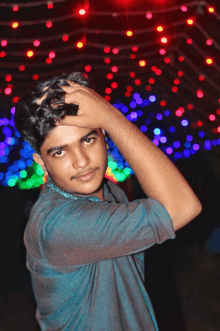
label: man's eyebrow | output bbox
[46,130,99,156]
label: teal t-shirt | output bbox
[24,179,175,330]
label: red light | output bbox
[157,26,163,32]
[111,66,118,73]
[216,109,220,115]
[206,58,213,65]
[13,5,19,11]
[1,40,7,47]
[125,91,131,97]
[104,95,110,101]
[159,49,166,55]
[206,39,212,46]
[62,34,69,42]
[111,82,118,89]
[197,90,204,98]
[175,110,182,117]
[177,71,184,76]
[213,128,218,134]
[209,114,216,121]
[187,19,194,25]
[172,87,178,92]
[129,72,135,78]
[5,75,12,82]
[104,58,111,64]
[187,38,193,44]
[76,42,84,48]
[12,22,19,29]
[149,78,155,84]
[104,47,110,53]
[198,75,204,81]
[85,65,91,72]
[12,96,19,103]
[139,60,146,67]
[4,87,12,95]
[146,12,152,19]
[107,73,113,80]
[0,51,6,58]
[160,101,166,106]
[33,40,40,47]
[127,86,132,92]
[79,9,86,15]
[164,57,170,63]
[151,66,157,72]
[47,2,53,9]
[105,88,112,94]
[173,79,180,85]
[46,21,53,28]
[135,79,141,85]
[126,30,133,37]
[145,85,152,91]
[130,54,136,59]
[27,50,34,57]
[197,121,203,127]
[132,46,138,52]
[155,69,162,75]
[161,37,168,44]
[181,5,187,12]
[188,104,193,110]
[178,56,185,62]
[19,65,25,71]
[46,58,52,64]
[208,7,215,13]
[218,127,220,133]
[49,51,56,58]
[112,48,119,54]
[33,74,39,80]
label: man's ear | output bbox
[33,153,48,176]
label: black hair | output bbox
[14,71,94,154]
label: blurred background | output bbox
[1,0,220,330]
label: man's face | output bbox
[33,125,108,201]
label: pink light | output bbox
[13,5,19,11]
[112,48,119,54]
[159,49,166,55]
[33,40,40,47]
[206,39,212,45]
[197,90,204,98]
[111,66,118,73]
[4,87,12,95]
[1,40,7,47]
[146,12,152,19]
[49,51,56,58]
[47,2,53,9]
[209,114,216,121]
[181,5,187,12]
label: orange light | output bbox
[12,22,19,29]
[208,7,215,13]
[187,19,194,25]
[206,58,213,65]
[27,50,34,57]
[157,26,163,32]
[76,42,84,48]
[126,30,133,37]
[79,9,86,15]
[161,37,168,44]
[139,60,146,67]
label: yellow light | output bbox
[79,9,86,15]
[208,7,215,13]
[187,19,194,25]
[206,58,213,65]
[139,60,146,67]
[161,37,168,44]
[12,22,19,28]
[27,50,34,57]
[76,42,84,48]
[126,30,133,37]
[157,26,163,32]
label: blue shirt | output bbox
[24,179,175,330]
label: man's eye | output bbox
[84,137,96,145]
[53,150,64,157]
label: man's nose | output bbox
[72,148,90,169]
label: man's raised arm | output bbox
[60,83,202,231]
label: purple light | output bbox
[0,142,6,149]
[130,102,136,109]
[173,141,181,148]
[11,107,16,115]
[136,98,143,105]
[193,144,199,150]
[133,93,140,99]
[149,95,156,102]
[181,119,188,126]
[2,118,9,126]
[0,150,5,157]
[130,112,137,119]
[156,113,163,120]
[153,140,159,146]
[160,136,167,143]
[166,147,173,155]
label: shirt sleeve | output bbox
[40,196,175,270]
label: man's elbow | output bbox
[172,199,202,231]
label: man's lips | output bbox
[77,170,95,179]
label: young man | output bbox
[14,71,202,331]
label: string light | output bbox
[187,19,194,25]
[11,22,19,28]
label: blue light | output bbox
[26,159,33,166]
[0,142,6,149]
[156,113,163,120]
[149,95,156,102]
[199,131,205,138]
[166,147,173,155]
[169,126,175,133]
[133,93,140,99]
[136,98,143,105]
[3,127,12,137]
[2,118,9,126]
[0,119,3,126]
[183,149,190,158]
[173,141,181,148]
[130,101,136,109]
[190,148,196,154]
[9,119,15,127]
[4,147,10,155]
[174,152,182,159]
[154,128,161,135]
[0,172,4,180]
[122,106,128,113]
[204,140,212,150]
[0,150,5,157]
[193,144,200,150]
[145,118,151,124]
[217,139,220,145]
[137,110,143,116]
[160,136,167,143]
[181,119,188,126]
[140,125,147,132]
[15,131,21,137]
[186,135,193,142]
[164,110,170,116]
[143,100,150,106]
[148,112,154,118]
[184,142,191,148]
[212,140,217,146]
[113,103,119,108]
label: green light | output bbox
[8,178,16,187]
[20,170,27,178]
[124,168,131,175]
[36,164,44,176]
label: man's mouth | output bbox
[76,170,96,181]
